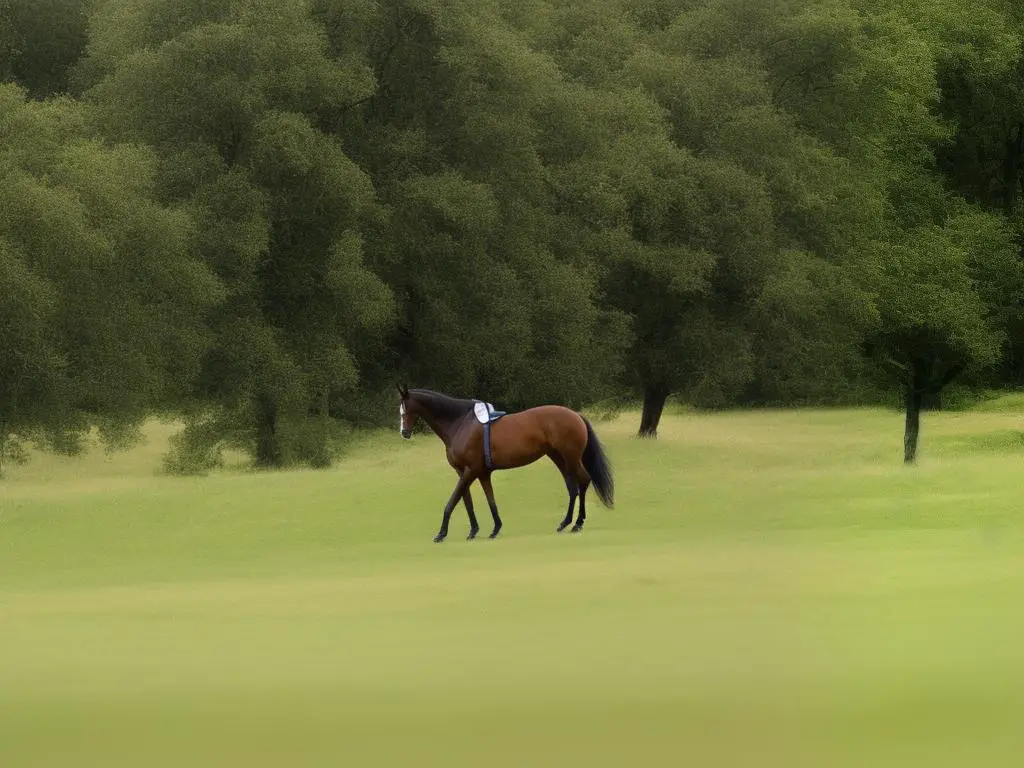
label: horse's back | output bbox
[506,404,587,447]
[512,403,582,422]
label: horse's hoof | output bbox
[467,530,479,540]
[433,533,447,543]
[557,522,571,533]
[571,525,583,534]
[489,529,501,539]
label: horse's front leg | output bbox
[435,468,474,543]
[479,474,503,539]
[462,480,480,539]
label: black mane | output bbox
[409,388,476,421]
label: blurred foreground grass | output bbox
[2,404,1024,766]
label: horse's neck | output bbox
[418,408,462,446]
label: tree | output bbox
[842,0,1024,461]
[1,0,90,98]
[600,145,777,436]
[919,0,1023,215]
[747,251,878,405]
[667,0,1023,461]
[864,208,1024,462]
[82,0,393,468]
[323,0,630,410]
[0,84,220,472]
[544,0,880,436]
[923,1,1024,386]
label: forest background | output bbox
[4,0,1024,470]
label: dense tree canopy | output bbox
[1,0,88,99]
[81,0,393,466]
[0,83,219,471]
[3,0,1024,467]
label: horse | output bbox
[397,385,614,542]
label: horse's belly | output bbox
[490,425,551,469]
[494,443,547,469]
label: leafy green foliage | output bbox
[1,0,89,98]
[865,207,1024,379]
[0,84,219,467]
[6,0,1024,464]
[82,0,392,467]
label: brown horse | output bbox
[398,386,614,542]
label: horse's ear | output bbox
[397,383,409,399]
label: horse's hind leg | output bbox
[549,452,578,533]
[571,459,591,533]
[557,473,579,534]
[573,481,589,532]
[558,480,578,533]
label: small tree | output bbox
[864,209,1024,463]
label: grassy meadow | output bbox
[2,403,1024,767]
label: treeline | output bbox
[3,0,1024,470]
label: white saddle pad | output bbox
[473,402,495,424]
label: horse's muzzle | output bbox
[401,429,412,440]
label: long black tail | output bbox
[581,417,614,508]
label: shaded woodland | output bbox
[4,0,1024,468]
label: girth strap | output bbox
[483,420,494,470]
[473,399,505,471]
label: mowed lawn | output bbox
[2,405,1024,767]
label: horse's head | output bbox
[397,386,474,442]
[397,384,415,439]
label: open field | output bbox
[2,405,1024,767]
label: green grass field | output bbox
[3,405,1024,767]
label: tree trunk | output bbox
[0,408,11,479]
[902,361,962,465]
[903,383,922,465]
[254,392,282,468]
[638,385,669,438]
[1003,123,1024,218]
[312,386,331,469]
